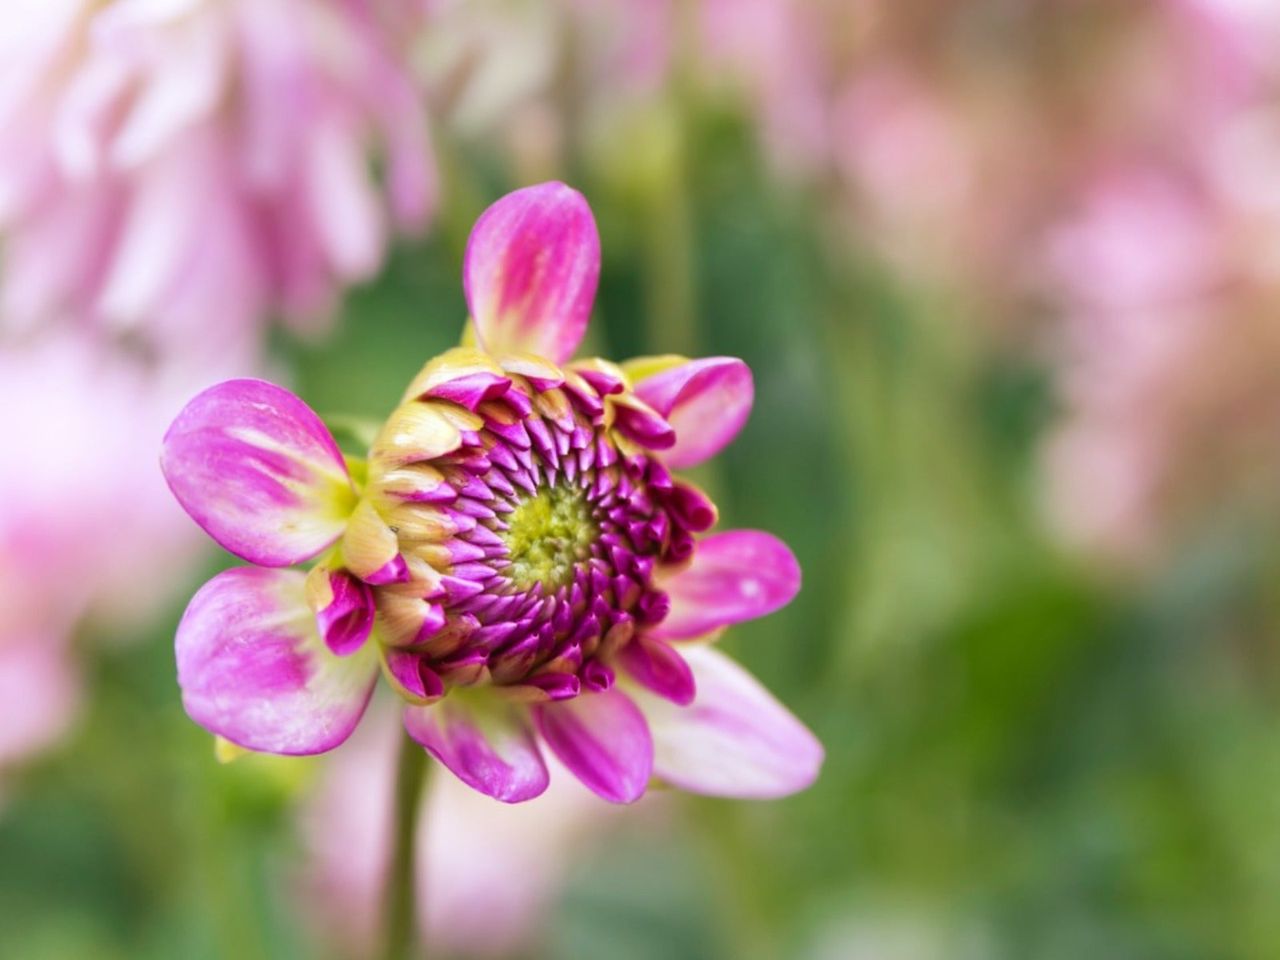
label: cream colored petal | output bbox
[342,500,402,581]
[370,401,464,467]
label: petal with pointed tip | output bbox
[309,568,375,657]
[381,648,445,704]
[609,393,675,450]
[533,689,653,804]
[633,646,822,798]
[618,636,696,705]
[400,347,512,408]
[633,357,753,469]
[176,568,378,755]
[654,531,800,640]
[404,698,549,803]
[464,182,600,364]
[342,500,405,584]
[161,379,354,566]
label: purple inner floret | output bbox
[380,376,716,700]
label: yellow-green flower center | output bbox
[503,485,597,590]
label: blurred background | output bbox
[4,0,1280,957]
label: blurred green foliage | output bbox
[5,113,1280,960]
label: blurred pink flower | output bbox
[693,3,1025,299]
[1039,157,1280,561]
[0,0,436,357]
[1038,165,1216,559]
[1041,166,1222,316]
[697,0,839,177]
[1033,0,1280,562]
[0,332,228,773]
[831,65,981,278]
[420,0,674,181]
[0,638,79,776]
[301,701,641,958]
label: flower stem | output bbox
[382,732,429,960]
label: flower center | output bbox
[502,484,597,590]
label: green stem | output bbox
[381,733,430,960]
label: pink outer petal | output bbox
[404,698,549,803]
[633,357,754,469]
[161,379,355,566]
[533,689,653,804]
[632,646,823,799]
[463,182,600,364]
[653,530,801,640]
[176,568,378,755]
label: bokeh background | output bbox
[5,1,1280,958]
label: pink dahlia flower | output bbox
[0,0,435,353]
[161,181,823,804]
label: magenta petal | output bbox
[463,182,600,364]
[316,571,375,656]
[525,673,582,701]
[161,379,355,566]
[667,482,718,532]
[533,689,653,804]
[654,531,801,640]
[404,699,549,803]
[362,554,410,586]
[634,646,822,799]
[176,568,378,755]
[633,358,753,469]
[618,636,696,706]
[384,649,445,702]
[612,401,676,450]
[423,371,512,411]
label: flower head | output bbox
[162,182,823,804]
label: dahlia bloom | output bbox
[0,0,434,354]
[161,182,823,804]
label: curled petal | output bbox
[176,568,378,755]
[370,401,469,467]
[404,698,549,803]
[654,531,800,640]
[343,500,406,584]
[533,689,653,804]
[618,636,696,706]
[374,591,448,650]
[634,646,822,799]
[306,567,375,657]
[571,358,627,396]
[609,393,676,450]
[666,481,718,532]
[381,648,445,704]
[464,182,600,364]
[161,379,355,566]
[400,348,512,409]
[500,353,565,391]
[632,357,753,469]
[368,463,455,504]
